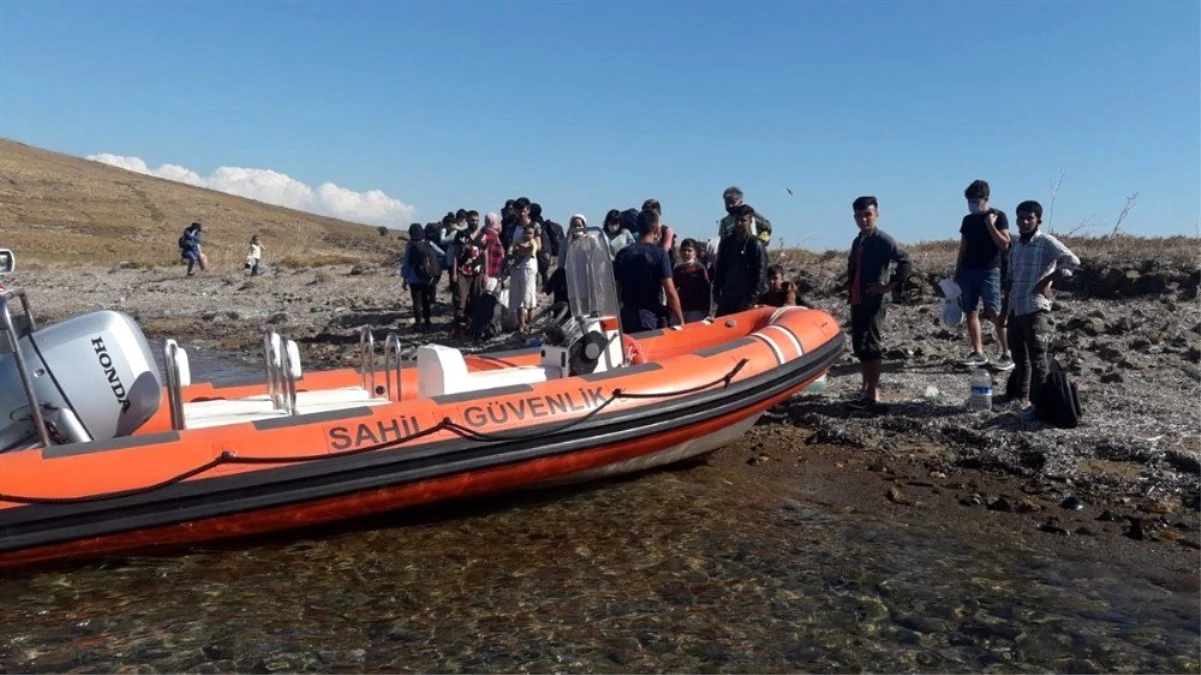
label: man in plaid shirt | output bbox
[1006,200,1080,413]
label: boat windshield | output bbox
[563,227,620,320]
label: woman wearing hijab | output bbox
[544,214,589,305]
[481,212,506,283]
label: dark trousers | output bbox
[1008,310,1051,404]
[454,274,485,326]
[410,283,434,325]
[716,295,753,317]
[850,301,885,363]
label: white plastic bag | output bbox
[939,278,963,327]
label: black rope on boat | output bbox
[0,359,750,506]
[0,455,228,505]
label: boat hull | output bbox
[0,307,843,570]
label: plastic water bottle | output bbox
[970,366,993,412]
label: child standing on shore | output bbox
[1006,200,1080,415]
[846,196,912,410]
[246,234,263,277]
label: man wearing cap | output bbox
[718,186,773,246]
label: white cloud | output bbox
[86,153,416,226]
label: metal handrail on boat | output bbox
[0,288,50,447]
[359,326,375,395]
[162,339,186,431]
[383,331,403,401]
[282,339,300,416]
[264,329,288,410]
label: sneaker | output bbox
[960,351,989,367]
[992,353,1015,372]
[846,395,875,411]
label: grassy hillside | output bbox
[0,138,407,268]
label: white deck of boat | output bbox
[183,387,390,429]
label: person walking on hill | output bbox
[179,222,208,276]
[956,179,1014,371]
[400,223,444,332]
[846,196,912,410]
[245,234,263,277]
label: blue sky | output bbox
[1,0,1198,250]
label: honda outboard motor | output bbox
[0,310,162,451]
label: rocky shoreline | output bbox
[10,240,1201,555]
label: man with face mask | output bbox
[956,179,1013,371]
[1005,200,1079,415]
[603,208,635,258]
[449,209,487,334]
[718,186,772,246]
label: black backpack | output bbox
[411,241,441,282]
[178,233,189,250]
[1038,358,1083,428]
[469,292,505,341]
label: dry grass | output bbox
[0,138,408,268]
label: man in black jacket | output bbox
[712,205,768,316]
[846,196,911,410]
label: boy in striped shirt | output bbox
[1006,200,1080,414]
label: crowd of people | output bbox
[394,188,803,340]
[176,179,1081,421]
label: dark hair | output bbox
[964,180,990,201]
[636,208,660,236]
[504,199,515,208]
[408,223,425,241]
[1016,200,1043,222]
[530,203,544,223]
[642,198,661,214]
[767,264,784,278]
[680,237,698,251]
[442,212,456,224]
[604,209,621,225]
[467,210,479,218]
[455,209,468,220]
[189,221,203,232]
[732,204,755,220]
[723,186,743,201]
[514,197,531,210]
[852,196,879,212]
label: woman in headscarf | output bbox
[544,214,589,305]
[480,212,507,283]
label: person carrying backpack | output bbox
[1005,200,1080,420]
[400,223,444,331]
[178,222,208,276]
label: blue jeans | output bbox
[958,268,1002,317]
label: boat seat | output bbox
[183,387,390,429]
[417,344,547,398]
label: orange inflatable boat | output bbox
[0,236,843,569]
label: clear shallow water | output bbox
[0,352,1196,673]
